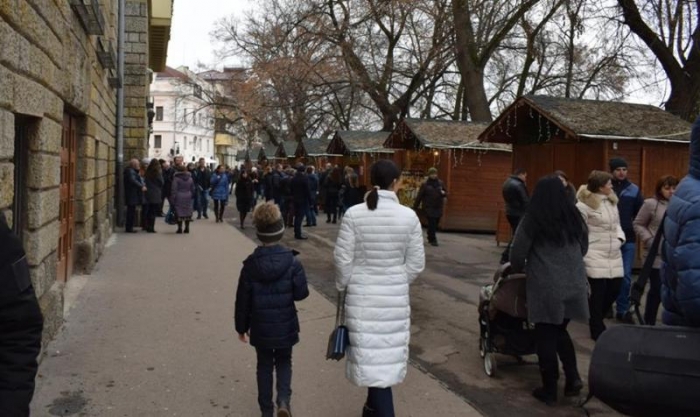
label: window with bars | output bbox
[155,106,163,121]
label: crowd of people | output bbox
[503,116,700,406]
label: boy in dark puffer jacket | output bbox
[235,202,310,417]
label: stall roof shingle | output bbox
[334,131,392,152]
[300,138,333,156]
[400,119,511,151]
[485,95,692,143]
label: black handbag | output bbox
[326,291,349,361]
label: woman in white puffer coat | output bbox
[576,170,625,341]
[334,160,425,417]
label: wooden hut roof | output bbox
[330,131,393,154]
[388,118,511,152]
[277,140,298,158]
[297,138,334,156]
[236,144,261,162]
[261,142,279,160]
[480,95,692,144]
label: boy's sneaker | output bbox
[277,403,291,417]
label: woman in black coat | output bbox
[144,159,164,233]
[235,170,255,229]
[323,167,341,224]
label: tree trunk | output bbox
[461,69,493,122]
[453,78,464,120]
[665,77,700,121]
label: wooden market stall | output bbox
[385,118,512,232]
[479,95,692,247]
[478,95,692,198]
[276,140,301,165]
[257,142,281,167]
[326,130,397,188]
[295,138,336,169]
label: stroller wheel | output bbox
[479,338,487,358]
[484,353,497,377]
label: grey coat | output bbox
[510,215,590,324]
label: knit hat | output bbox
[609,157,628,171]
[427,167,438,175]
[253,202,285,244]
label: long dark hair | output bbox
[145,158,161,180]
[366,160,401,210]
[526,175,586,246]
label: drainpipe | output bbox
[115,0,126,227]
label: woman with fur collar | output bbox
[576,170,626,341]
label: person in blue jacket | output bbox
[235,202,309,417]
[209,165,231,223]
[662,116,700,327]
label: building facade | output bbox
[0,0,172,344]
[148,66,217,164]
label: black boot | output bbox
[362,404,374,417]
[184,221,190,234]
[176,221,183,234]
[564,378,583,397]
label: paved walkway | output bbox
[31,217,482,417]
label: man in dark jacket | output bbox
[161,161,174,216]
[414,167,447,247]
[0,211,44,417]
[235,202,309,417]
[193,158,212,219]
[501,169,529,263]
[609,157,644,323]
[124,158,146,233]
[662,117,700,327]
[305,166,319,227]
[290,164,313,240]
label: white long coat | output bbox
[334,190,425,388]
[576,186,626,279]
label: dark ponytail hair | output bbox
[366,160,401,211]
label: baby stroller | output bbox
[478,263,537,377]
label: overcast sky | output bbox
[166,0,251,71]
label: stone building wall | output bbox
[0,1,119,342]
[123,0,150,159]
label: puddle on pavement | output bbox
[47,390,88,416]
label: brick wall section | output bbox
[0,0,124,345]
[123,0,149,159]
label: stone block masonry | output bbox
[0,0,137,349]
[123,0,150,160]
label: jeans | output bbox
[293,203,308,237]
[255,347,292,414]
[588,278,622,340]
[306,205,317,226]
[644,269,662,325]
[534,320,579,396]
[427,216,440,243]
[616,242,636,316]
[197,189,208,217]
[366,387,394,417]
[125,205,137,231]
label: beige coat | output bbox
[576,186,625,279]
[633,198,667,269]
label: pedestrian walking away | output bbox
[210,165,232,223]
[235,170,255,229]
[576,170,625,341]
[123,158,147,233]
[305,166,319,227]
[501,169,529,263]
[609,157,644,324]
[170,164,196,234]
[290,164,313,240]
[143,159,164,233]
[510,176,589,405]
[632,175,678,325]
[161,160,175,216]
[662,116,700,327]
[413,167,447,247]
[0,211,44,417]
[194,158,212,220]
[235,202,310,417]
[324,167,342,224]
[334,159,425,417]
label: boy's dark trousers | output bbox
[365,387,395,417]
[256,347,292,415]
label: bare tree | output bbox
[618,0,700,120]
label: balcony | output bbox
[96,38,116,69]
[148,0,174,72]
[69,0,105,35]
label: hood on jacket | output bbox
[690,116,700,179]
[174,171,192,179]
[243,246,297,283]
[577,185,618,210]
